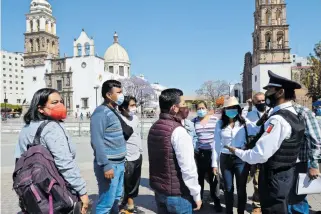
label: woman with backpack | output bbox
[14,88,89,214]
[212,97,259,214]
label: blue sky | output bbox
[2,0,321,95]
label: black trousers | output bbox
[258,164,295,214]
[196,149,220,204]
[123,155,142,202]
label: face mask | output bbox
[255,103,266,112]
[128,107,137,117]
[179,107,189,119]
[265,91,278,108]
[225,109,238,119]
[115,94,124,106]
[197,109,207,118]
[43,103,67,120]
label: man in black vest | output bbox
[148,88,202,213]
[225,70,305,214]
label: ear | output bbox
[276,88,285,98]
[38,105,45,114]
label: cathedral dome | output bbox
[30,0,52,14]
[104,32,130,64]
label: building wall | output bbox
[24,60,50,103]
[67,56,105,115]
[1,51,25,105]
[290,54,310,67]
[252,63,292,93]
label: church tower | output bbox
[24,0,59,67]
[252,0,290,66]
[252,0,292,93]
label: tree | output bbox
[303,41,321,102]
[118,76,155,106]
[196,80,229,104]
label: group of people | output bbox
[13,70,321,214]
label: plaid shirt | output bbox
[294,104,321,168]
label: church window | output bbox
[57,80,62,91]
[81,98,89,108]
[255,75,258,82]
[109,66,114,73]
[51,23,54,33]
[277,31,284,48]
[128,67,130,76]
[77,44,82,56]
[276,10,282,25]
[265,33,272,49]
[52,41,56,54]
[47,39,50,52]
[85,43,90,56]
[30,20,33,32]
[119,66,124,76]
[45,21,49,32]
[265,0,271,4]
[265,10,272,25]
[33,77,37,81]
[30,39,34,52]
[37,19,40,31]
[36,39,40,51]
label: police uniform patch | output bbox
[266,123,274,133]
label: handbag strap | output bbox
[106,105,125,123]
[244,124,250,145]
[31,120,52,146]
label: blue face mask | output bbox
[197,109,207,118]
[225,109,238,119]
[115,94,124,106]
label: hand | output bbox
[246,99,252,104]
[104,169,114,180]
[80,194,89,214]
[193,200,202,211]
[213,167,218,176]
[308,167,320,180]
[224,145,236,154]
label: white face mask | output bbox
[128,107,137,116]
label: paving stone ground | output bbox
[1,133,320,214]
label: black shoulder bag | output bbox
[107,106,133,141]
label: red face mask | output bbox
[43,103,67,120]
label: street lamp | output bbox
[140,89,144,139]
[4,90,8,119]
[94,85,99,107]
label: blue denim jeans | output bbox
[288,162,309,214]
[220,154,249,214]
[94,161,125,214]
[155,192,193,214]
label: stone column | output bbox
[48,20,52,33]
[53,23,56,35]
[32,19,37,32]
[26,19,31,32]
[40,17,46,31]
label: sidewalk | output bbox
[1,161,321,214]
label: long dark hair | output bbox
[24,88,59,124]
[221,105,246,129]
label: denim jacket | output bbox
[15,121,87,196]
[183,119,199,152]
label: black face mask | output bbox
[255,103,266,112]
[265,90,281,108]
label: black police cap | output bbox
[263,70,301,90]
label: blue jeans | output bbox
[220,154,249,214]
[288,162,309,214]
[155,192,193,214]
[94,161,125,214]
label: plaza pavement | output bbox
[1,133,321,213]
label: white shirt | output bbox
[246,107,264,123]
[171,127,201,202]
[212,120,259,167]
[235,102,295,164]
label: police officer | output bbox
[225,70,305,214]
